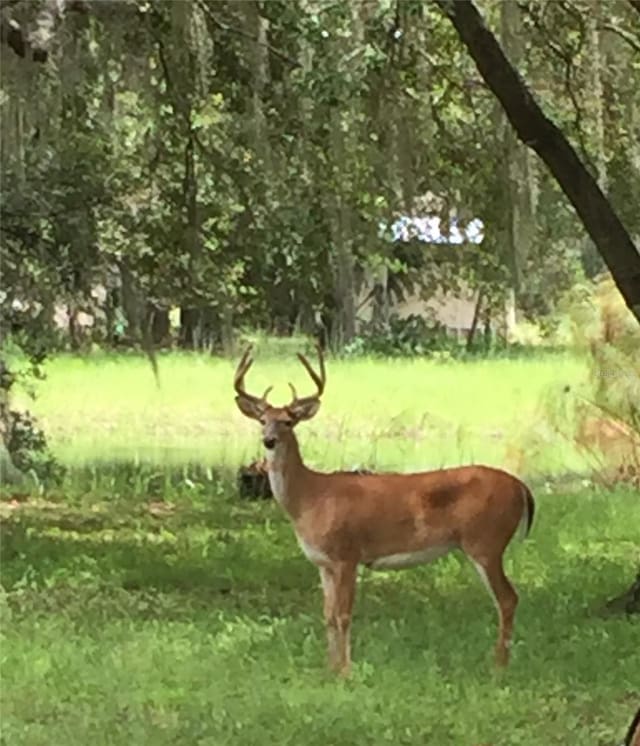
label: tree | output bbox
[2,0,638,353]
[435,0,640,325]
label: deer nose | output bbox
[263,437,276,449]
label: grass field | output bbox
[1,349,639,745]
[11,348,589,477]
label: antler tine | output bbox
[288,382,298,400]
[233,345,253,395]
[234,345,271,405]
[295,343,326,399]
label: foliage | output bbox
[0,333,65,487]
[341,314,563,360]
[3,409,65,485]
[540,275,640,487]
[343,313,451,357]
[2,0,638,354]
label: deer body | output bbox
[234,346,535,675]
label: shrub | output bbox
[545,274,640,487]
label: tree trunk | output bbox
[581,7,607,277]
[436,0,640,325]
[68,306,80,351]
[242,1,272,171]
[119,262,143,341]
[482,307,492,351]
[327,109,357,348]
[179,307,199,349]
[149,306,170,347]
[623,705,640,746]
[466,289,483,350]
[606,568,640,614]
[500,0,533,298]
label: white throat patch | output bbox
[265,449,286,504]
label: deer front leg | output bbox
[320,563,357,676]
[320,567,339,670]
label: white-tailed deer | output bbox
[234,345,535,675]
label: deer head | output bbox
[233,344,326,450]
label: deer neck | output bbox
[265,430,310,519]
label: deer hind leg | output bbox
[469,554,519,667]
[320,562,357,676]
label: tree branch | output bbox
[628,0,640,17]
[516,1,596,174]
[600,22,640,55]
[195,0,300,69]
[434,0,640,324]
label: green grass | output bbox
[13,348,589,478]
[2,349,638,744]
[1,485,638,745]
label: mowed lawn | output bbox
[1,350,638,745]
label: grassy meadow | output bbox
[12,347,590,476]
[1,347,639,745]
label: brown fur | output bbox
[234,346,535,675]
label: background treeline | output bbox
[2,0,639,355]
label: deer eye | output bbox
[259,418,266,425]
[283,420,293,427]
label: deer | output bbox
[233,344,535,676]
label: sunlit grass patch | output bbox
[11,349,588,480]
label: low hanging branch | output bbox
[435,0,640,325]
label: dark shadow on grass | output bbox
[1,520,294,591]
[2,501,633,614]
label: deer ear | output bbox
[287,398,321,423]
[235,396,265,421]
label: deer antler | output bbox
[234,346,273,409]
[287,344,326,408]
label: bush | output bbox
[4,410,65,486]
[544,274,640,487]
[343,314,454,357]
